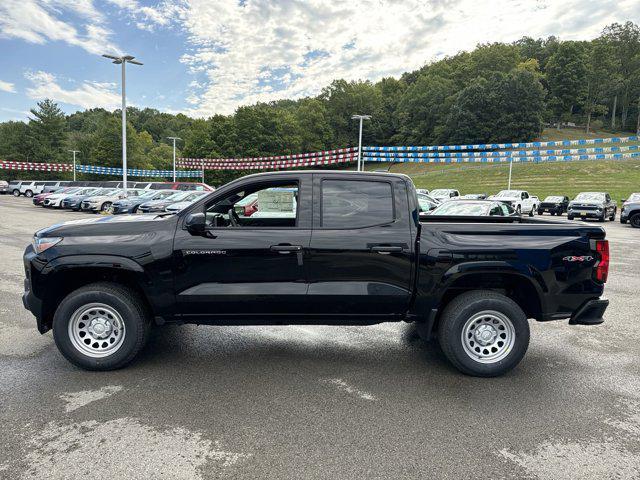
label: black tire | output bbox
[620,219,627,224]
[437,290,530,377]
[609,209,616,221]
[599,212,606,222]
[516,205,521,215]
[528,208,534,217]
[537,210,543,216]
[631,214,640,228]
[12,189,20,197]
[101,201,113,213]
[52,282,150,370]
[24,190,33,198]
[567,214,574,220]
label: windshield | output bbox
[431,202,490,216]
[495,190,519,198]
[575,192,605,201]
[544,196,564,202]
[626,193,640,202]
[164,191,191,202]
[139,190,160,199]
[430,189,452,196]
[95,189,117,196]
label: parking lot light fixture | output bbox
[102,54,143,196]
[69,150,80,181]
[351,114,371,172]
[167,137,182,182]
[508,158,513,190]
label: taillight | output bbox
[595,240,609,283]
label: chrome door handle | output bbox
[370,246,403,254]
[270,244,303,253]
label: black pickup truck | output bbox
[22,171,610,377]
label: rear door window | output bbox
[321,180,393,228]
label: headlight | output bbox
[33,236,62,254]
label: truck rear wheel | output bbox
[630,214,640,228]
[438,290,530,377]
[52,282,150,370]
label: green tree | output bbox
[321,79,382,146]
[28,99,67,163]
[395,74,456,145]
[445,70,544,144]
[545,42,589,127]
[601,22,640,130]
[293,98,333,151]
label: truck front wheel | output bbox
[52,282,150,370]
[438,290,530,377]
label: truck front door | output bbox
[306,175,414,317]
[172,175,312,318]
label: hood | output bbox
[569,199,605,206]
[141,199,173,207]
[165,201,190,211]
[46,193,68,201]
[35,213,175,238]
[84,195,115,202]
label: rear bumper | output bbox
[569,298,608,325]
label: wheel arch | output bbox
[425,271,543,340]
[37,257,154,333]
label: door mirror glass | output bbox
[185,212,206,235]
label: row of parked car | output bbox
[0,179,214,215]
[417,187,640,225]
[1,179,211,197]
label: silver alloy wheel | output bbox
[461,310,515,364]
[68,303,126,358]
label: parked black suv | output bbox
[567,192,616,221]
[537,195,569,216]
[23,171,610,376]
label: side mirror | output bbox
[185,212,206,235]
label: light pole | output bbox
[102,54,143,195]
[69,150,80,181]
[167,137,181,182]
[351,114,371,171]
[508,158,513,190]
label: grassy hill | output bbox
[363,129,640,201]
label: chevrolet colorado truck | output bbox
[22,171,610,376]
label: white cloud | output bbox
[25,70,121,110]
[0,0,119,55]
[105,0,183,32]
[0,80,16,93]
[177,0,640,117]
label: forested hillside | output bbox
[1,21,639,185]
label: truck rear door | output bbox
[306,174,414,317]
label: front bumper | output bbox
[112,204,135,214]
[22,250,48,333]
[569,298,608,325]
[568,209,602,218]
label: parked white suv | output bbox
[491,190,537,216]
[17,181,39,197]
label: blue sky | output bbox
[0,0,638,122]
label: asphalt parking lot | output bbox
[0,195,639,480]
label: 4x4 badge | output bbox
[563,255,594,262]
